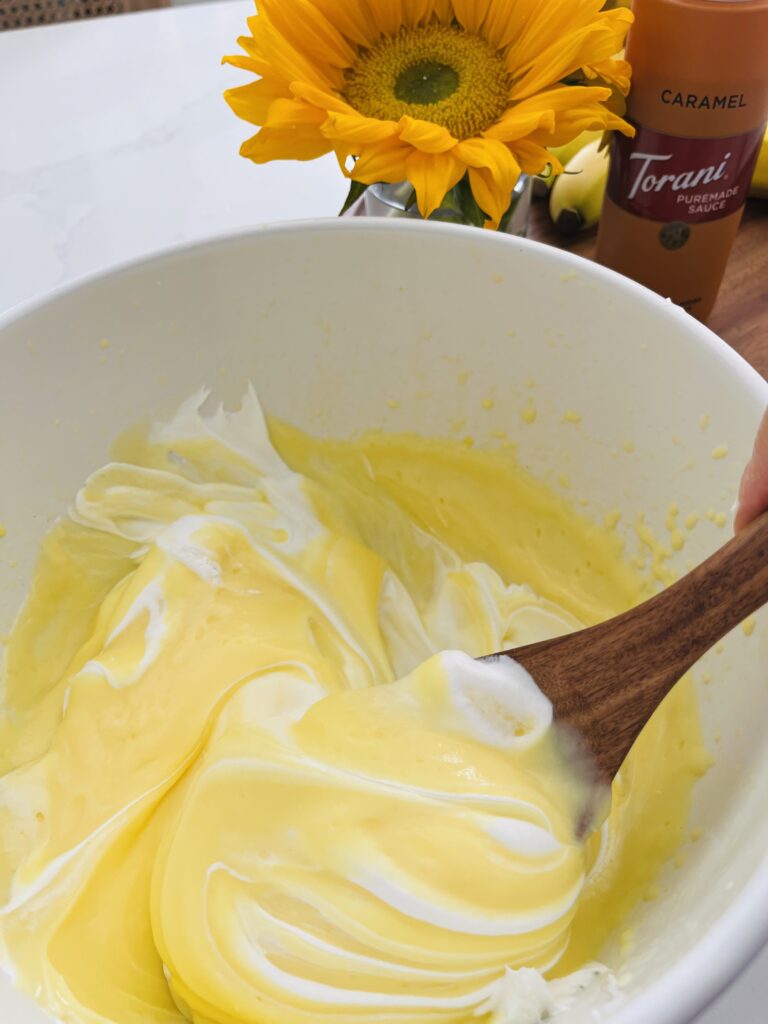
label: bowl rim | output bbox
[0,216,765,403]
[1,217,767,1024]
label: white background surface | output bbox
[0,1,765,1018]
[0,0,347,313]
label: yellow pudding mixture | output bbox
[0,391,707,1024]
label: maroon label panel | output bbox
[607,122,765,223]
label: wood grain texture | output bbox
[528,198,768,378]
[502,510,768,780]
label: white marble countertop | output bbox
[0,2,765,1020]
[0,0,347,313]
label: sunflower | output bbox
[224,0,634,228]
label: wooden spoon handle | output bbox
[507,509,768,779]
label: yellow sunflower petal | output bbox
[332,142,359,177]
[291,81,356,116]
[351,141,412,184]
[239,26,271,62]
[482,0,539,50]
[467,167,505,229]
[454,137,520,186]
[248,16,342,90]
[511,86,633,149]
[263,98,328,129]
[509,28,607,100]
[505,138,558,176]
[485,85,610,141]
[242,19,286,71]
[240,125,333,163]
[402,0,436,26]
[524,107,632,149]
[370,0,405,37]
[311,0,380,48]
[506,84,612,116]
[374,0,436,28]
[509,0,611,66]
[510,14,633,101]
[223,78,288,127]
[483,108,555,143]
[257,0,357,69]
[450,0,492,33]
[429,0,452,18]
[398,116,457,154]
[454,137,521,226]
[544,152,565,177]
[222,52,273,78]
[585,57,632,96]
[226,31,279,77]
[407,149,466,219]
[323,111,400,146]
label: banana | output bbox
[533,129,604,196]
[749,125,768,200]
[551,130,604,170]
[549,138,610,234]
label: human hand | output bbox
[734,408,768,532]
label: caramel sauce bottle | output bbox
[596,0,768,322]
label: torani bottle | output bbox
[596,0,768,322]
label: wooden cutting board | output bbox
[529,199,768,378]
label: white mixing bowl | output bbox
[1,220,767,1024]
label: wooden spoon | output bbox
[491,509,768,781]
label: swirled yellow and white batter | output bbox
[0,390,707,1024]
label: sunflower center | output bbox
[394,61,459,105]
[344,24,512,140]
